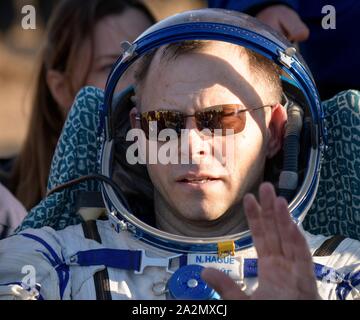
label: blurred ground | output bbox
[0,0,206,158]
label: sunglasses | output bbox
[135,104,273,140]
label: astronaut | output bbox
[0,9,360,300]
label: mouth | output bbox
[176,174,222,185]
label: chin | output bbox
[179,205,226,222]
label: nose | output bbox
[179,117,212,163]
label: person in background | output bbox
[208,0,360,100]
[2,0,155,212]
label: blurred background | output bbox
[0,0,206,159]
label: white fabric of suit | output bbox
[0,220,359,300]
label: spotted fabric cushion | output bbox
[16,87,360,241]
[16,87,103,232]
[303,90,360,240]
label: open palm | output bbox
[202,182,320,300]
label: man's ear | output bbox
[266,103,288,158]
[46,69,74,115]
[129,107,140,129]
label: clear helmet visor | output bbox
[100,9,325,253]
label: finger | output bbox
[274,199,317,293]
[275,197,312,264]
[292,223,313,266]
[273,196,296,260]
[201,268,249,300]
[292,225,317,280]
[259,182,277,212]
[293,240,319,297]
[280,15,309,42]
[243,193,269,257]
[264,18,283,34]
[256,10,284,34]
[258,183,283,256]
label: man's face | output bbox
[136,42,284,224]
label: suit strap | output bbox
[82,221,112,300]
[313,235,346,257]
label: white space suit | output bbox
[1,219,359,300]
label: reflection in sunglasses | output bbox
[136,104,272,139]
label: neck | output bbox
[154,192,249,238]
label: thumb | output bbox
[201,267,249,300]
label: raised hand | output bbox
[201,182,320,300]
[256,5,310,42]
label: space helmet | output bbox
[99,8,326,254]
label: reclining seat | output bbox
[16,86,360,242]
[303,90,360,240]
[16,86,104,231]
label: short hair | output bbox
[134,40,283,104]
